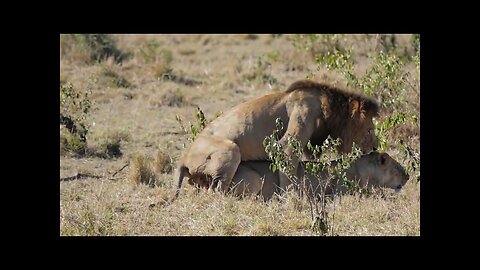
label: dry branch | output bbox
[60,173,102,182]
[111,162,129,177]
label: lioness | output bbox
[230,152,409,201]
[174,80,380,198]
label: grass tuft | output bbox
[129,154,158,187]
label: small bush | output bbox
[245,34,259,40]
[244,57,278,85]
[136,40,174,78]
[374,111,418,151]
[98,65,132,88]
[60,81,92,157]
[136,39,172,64]
[60,131,87,156]
[398,140,420,183]
[160,88,187,107]
[266,50,280,62]
[175,106,208,143]
[95,131,130,159]
[376,34,397,54]
[61,34,127,64]
[290,34,344,58]
[150,60,174,79]
[263,118,363,235]
[177,48,196,56]
[412,34,420,73]
[292,34,418,112]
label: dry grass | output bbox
[129,154,158,187]
[60,34,420,236]
[60,176,419,236]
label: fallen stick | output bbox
[60,173,102,182]
[111,162,129,177]
[60,162,130,182]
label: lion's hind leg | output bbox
[231,164,263,198]
[204,141,241,194]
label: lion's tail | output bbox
[171,164,190,202]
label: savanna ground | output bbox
[60,34,420,236]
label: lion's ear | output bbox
[361,98,380,118]
[376,153,387,165]
[350,99,360,118]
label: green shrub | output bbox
[95,130,130,159]
[160,88,187,107]
[398,140,420,183]
[175,106,208,143]
[262,118,363,235]
[315,49,408,109]
[61,34,127,64]
[136,39,172,64]
[60,131,87,156]
[412,34,420,73]
[98,65,132,88]
[135,39,174,78]
[74,34,126,63]
[290,34,344,58]
[291,34,419,112]
[244,56,278,85]
[60,81,92,157]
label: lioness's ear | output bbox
[350,99,360,118]
[377,153,387,165]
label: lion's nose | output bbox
[396,184,402,189]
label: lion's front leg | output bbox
[277,104,318,192]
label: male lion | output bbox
[173,80,380,198]
[230,152,409,201]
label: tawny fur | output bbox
[230,152,409,201]
[173,80,380,199]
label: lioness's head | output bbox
[340,97,380,154]
[359,152,409,192]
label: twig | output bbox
[405,74,419,93]
[158,131,183,135]
[111,162,130,177]
[60,173,102,182]
[60,162,130,182]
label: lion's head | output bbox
[288,80,380,154]
[340,97,380,153]
[357,151,409,192]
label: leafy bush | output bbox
[262,118,363,235]
[160,88,187,107]
[374,111,415,151]
[60,82,92,156]
[61,34,127,64]
[135,39,174,78]
[290,35,420,183]
[175,106,208,143]
[244,56,278,85]
[290,34,345,58]
[94,130,130,159]
[98,65,132,88]
[60,131,87,156]
[316,49,408,109]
